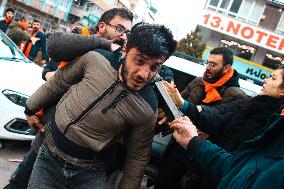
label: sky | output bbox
[154,0,207,40]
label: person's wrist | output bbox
[177,98,184,109]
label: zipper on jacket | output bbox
[101,90,129,113]
[63,79,122,135]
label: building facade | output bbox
[0,0,158,31]
[0,0,73,31]
[67,0,112,27]
[198,0,284,84]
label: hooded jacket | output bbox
[26,50,158,189]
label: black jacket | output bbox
[186,95,282,151]
[47,32,112,61]
[42,60,59,80]
[0,19,11,33]
[28,31,47,60]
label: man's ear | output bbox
[121,46,127,59]
[223,64,231,73]
[279,88,284,98]
[97,22,106,35]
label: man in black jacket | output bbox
[155,47,247,189]
[0,8,14,32]
[43,8,133,80]
[23,19,47,66]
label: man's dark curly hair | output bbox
[126,24,177,59]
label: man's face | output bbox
[120,48,165,91]
[23,19,32,28]
[205,54,226,80]
[6,11,14,20]
[260,69,284,98]
[32,22,41,31]
[98,16,132,43]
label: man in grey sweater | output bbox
[25,24,176,189]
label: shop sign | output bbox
[199,10,284,55]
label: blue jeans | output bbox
[27,145,109,189]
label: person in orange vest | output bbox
[0,8,14,32]
[23,19,47,66]
[6,15,39,47]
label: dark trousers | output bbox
[4,149,37,189]
[155,143,217,189]
[28,145,109,189]
[155,143,187,189]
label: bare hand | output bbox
[197,130,209,141]
[170,116,198,149]
[45,71,56,81]
[162,81,184,108]
[157,108,168,125]
[110,43,121,52]
[30,37,40,45]
[25,114,44,132]
[40,60,47,66]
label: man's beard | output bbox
[113,38,125,46]
[33,27,39,31]
[120,59,147,91]
[101,32,125,46]
[204,69,225,83]
[121,60,128,86]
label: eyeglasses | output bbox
[204,60,218,68]
[105,23,130,35]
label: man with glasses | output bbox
[155,47,247,189]
[43,7,133,80]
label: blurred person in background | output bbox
[0,8,14,32]
[6,15,39,47]
[23,19,47,66]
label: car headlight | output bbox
[2,89,29,107]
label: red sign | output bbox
[199,10,284,55]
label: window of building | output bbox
[229,0,242,14]
[221,38,256,61]
[207,0,265,25]
[60,0,69,8]
[276,12,284,34]
[263,51,283,69]
[209,0,219,7]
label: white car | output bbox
[0,31,44,141]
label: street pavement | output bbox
[0,140,30,188]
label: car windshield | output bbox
[0,31,29,63]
